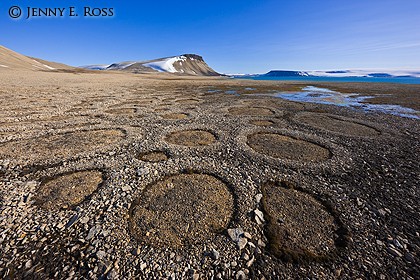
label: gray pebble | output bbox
[212,249,220,260]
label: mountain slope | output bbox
[0,45,74,71]
[85,54,221,76]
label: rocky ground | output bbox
[0,70,419,279]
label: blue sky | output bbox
[1,0,419,73]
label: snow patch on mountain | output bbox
[143,56,187,73]
[82,64,111,70]
[32,59,56,70]
[107,62,136,70]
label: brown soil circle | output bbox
[162,98,177,102]
[229,107,275,116]
[66,107,85,113]
[129,173,234,248]
[262,181,338,262]
[250,120,275,126]
[105,108,137,115]
[0,129,125,163]
[138,151,168,162]
[154,108,170,112]
[161,113,189,120]
[35,170,103,210]
[165,130,216,146]
[247,132,331,162]
[295,113,380,137]
[109,100,154,108]
[175,99,200,104]
[124,99,154,105]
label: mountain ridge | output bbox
[0,45,75,71]
[0,45,221,76]
[82,54,222,76]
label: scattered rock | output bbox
[96,250,106,259]
[246,256,255,267]
[228,228,248,250]
[378,209,387,216]
[238,238,248,250]
[244,232,252,239]
[137,167,150,176]
[140,263,147,271]
[255,193,263,204]
[241,253,250,261]
[393,239,403,249]
[404,252,415,262]
[387,247,403,258]
[87,226,97,240]
[228,228,244,242]
[65,214,79,228]
[25,260,32,269]
[212,249,220,260]
[132,247,141,256]
[236,270,247,280]
[257,239,266,248]
[254,209,265,224]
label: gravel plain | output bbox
[0,70,419,279]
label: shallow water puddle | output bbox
[275,86,419,119]
[225,90,239,95]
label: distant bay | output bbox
[235,76,420,85]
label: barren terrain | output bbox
[0,69,419,279]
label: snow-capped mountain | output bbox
[81,64,110,70]
[83,54,221,76]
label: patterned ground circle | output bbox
[295,112,380,136]
[129,173,234,248]
[105,108,137,115]
[138,151,168,162]
[247,132,331,162]
[229,107,275,116]
[0,129,125,163]
[262,181,339,262]
[35,170,103,210]
[165,130,216,146]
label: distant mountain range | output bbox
[0,45,221,76]
[81,54,221,76]
[235,69,420,78]
[1,44,418,79]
